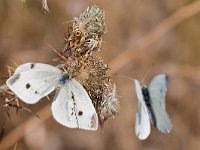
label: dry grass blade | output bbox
[109,0,200,74]
[1,1,200,149]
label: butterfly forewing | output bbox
[148,74,172,133]
[6,63,62,104]
[14,63,60,74]
[134,80,150,140]
[148,74,168,109]
[51,79,98,131]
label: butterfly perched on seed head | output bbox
[6,63,98,131]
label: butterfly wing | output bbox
[134,80,150,140]
[51,79,98,131]
[6,63,61,104]
[14,63,60,74]
[148,74,172,133]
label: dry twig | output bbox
[109,0,200,73]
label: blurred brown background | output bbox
[0,0,200,150]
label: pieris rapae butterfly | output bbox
[6,63,98,131]
[134,74,172,140]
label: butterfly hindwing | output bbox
[134,80,150,140]
[51,79,98,131]
[148,74,172,133]
[6,63,61,104]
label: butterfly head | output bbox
[139,81,147,89]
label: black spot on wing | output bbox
[78,111,83,116]
[71,108,74,116]
[30,63,35,69]
[26,83,31,89]
[35,91,39,94]
[8,74,20,85]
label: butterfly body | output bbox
[134,74,172,140]
[141,86,157,127]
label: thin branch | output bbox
[109,0,200,74]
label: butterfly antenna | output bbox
[115,74,135,81]
[6,65,15,76]
[141,64,154,83]
[10,59,19,67]
[62,20,73,25]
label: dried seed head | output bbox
[74,55,119,127]
[63,5,107,57]
[60,5,119,126]
[100,84,119,125]
[73,5,107,36]
[78,55,109,102]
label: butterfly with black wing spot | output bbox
[6,63,98,131]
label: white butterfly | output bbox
[6,63,98,131]
[134,74,172,140]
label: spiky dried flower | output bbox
[63,5,107,57]
[59,5,119,126]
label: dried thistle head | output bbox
[72,55,119,127]
[72,5,107,37]
[59,5,119,127]
[63,5,107,57]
